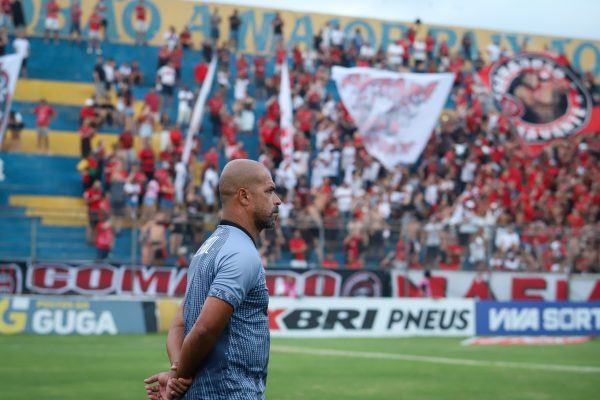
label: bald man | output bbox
[145,159,281,400]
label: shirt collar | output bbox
[220,219,256,246]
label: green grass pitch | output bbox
[1,335,599,399]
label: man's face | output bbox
[251,170,281,231]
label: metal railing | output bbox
[1,208,598,273]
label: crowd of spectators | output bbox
[3,4,600,271]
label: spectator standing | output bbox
[156,61,177,110]
[228,9,241,48]
[134,0,148,45]
[163,26,178,51]
[461,32,473,61]
[4,110,23,151]
[130,60,144,85]
[140,213,168,265]
[33,99,55,153]
[486,37,501,63]
[194,59,208,89]
[271,12,284,46]
[79,118,95,159]
[84,180,103,243]
[207,91,224,139]
[12,31,29,77]
[43,0,59,43]
[69,0,82,44]
[210,8,221,45]
[109,159,128,234]
[330,24,344,49]
[0,0,11,30]
[103,58,116,93]
[0,26,7,56]
[118,128,134,168]
[93,56,107,97]
[95,219,114,260]
[95,0,108,41]
[143,87,161,120]
[177,86,194,127]
[201,164,219,212]
[289,229,308,268]
[139,141,156,180]
[179,26,192,49]
[87,8,103,54]
[10,0,26,34]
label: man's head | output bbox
[219,159,281,232]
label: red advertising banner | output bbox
[1,261,599,301]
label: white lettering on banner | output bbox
[32,309,117,335]
[18,264,600,300]
[269,298,475,337]
[332,67,454,169]
[489,308,540,332]
[543,308,600,331]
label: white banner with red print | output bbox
[278,61,294,162]
[478,52,600,144]
[182,56,218,164]
[390,270,600,301]
[332,67,454,169]
[0,54,23,151]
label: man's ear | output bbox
[238,188,250,206]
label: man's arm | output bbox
[144,303,189,400]
[166,301,184,368]
[176,296,233,379]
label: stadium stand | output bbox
[0,1,598,273]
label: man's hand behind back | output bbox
[144,370,192,400]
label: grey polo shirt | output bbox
[183,221,270,400]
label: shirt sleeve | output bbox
[208,250,260,311]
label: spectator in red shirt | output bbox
[80,98,98,127]
[230,142,248,160]
[79,119,96,159]
[289,230,308,268]
[87,8,103,54]
[117,129,134,168]
[139,141,156,180]
[33,99,55,153]
[425,30,435,62]
[95,219,114,260]
[208,91,224,137]
[134,0,148,45]
[204,146,219,169]
[344,231,364,268]
[84,180,103,243]
[254,55,266,98]
[567,209,585,230]
[179,26,192,49]
[194,60,208,88]
[144,87,161,119]
[158,171,175,214]
[321,253,340,269]
[43,0,59,43]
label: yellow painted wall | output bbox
[23,1,600,76]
